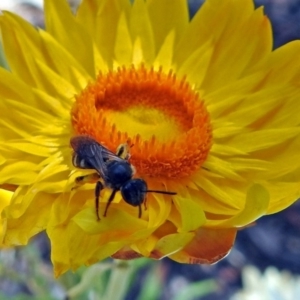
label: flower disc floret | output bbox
[72,65,212,178]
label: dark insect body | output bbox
[70,135,176,220]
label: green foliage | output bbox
[0,236,216,300]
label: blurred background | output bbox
[0,0,300,299]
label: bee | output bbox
[70,135,176,220]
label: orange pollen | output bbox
[71,65,212,179]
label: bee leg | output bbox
[138,204,142,218]
[144,197,148,211]
[72,173,100,190]
[103,189,118,217]
[71,176,85,190]
[116,143,131,160]
[95,181,104,221]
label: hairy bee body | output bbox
[70,135,176,220]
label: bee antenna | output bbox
[144,190,177,195]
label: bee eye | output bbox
[121,179,147,207]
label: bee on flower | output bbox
[0,0,300,277]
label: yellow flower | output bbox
[0,0,300,276]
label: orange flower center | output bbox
[71,65,212,178]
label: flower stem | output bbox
[103,260,133,300]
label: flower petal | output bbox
[111,246,142,260]
[147,0,189,49]
[76,0,130,67]
[169,227,237,264]
[150,232,195,259]
[207,184,270,227]
[170,194,206,232]
[153,30,176,70]
[114,12,133,65]
[0,12,42,85]
[2,190,54,246]
[0,189,11,212]
[129,0,155,63]
[72,206,147,235]
[175,0,271,93]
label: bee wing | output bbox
[70,136,106,177]
[70,135,120,180]
[100,147,124,162]
[83,142,108,178]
